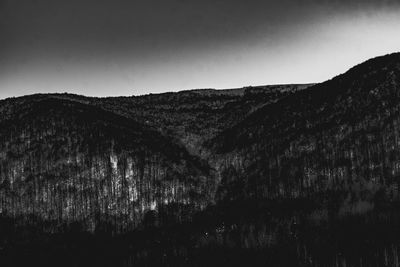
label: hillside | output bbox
[3,52,400,232]
[85,84,312,155]
[0,96,213,232]
[210,52,400,205]
[2,53,400,266]
[0,84,313,232]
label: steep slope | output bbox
[0,96,212,232]
[210,53,400,204]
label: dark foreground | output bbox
[1,199,400,267]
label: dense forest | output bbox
[211,53,400,205]
[0,83,312,233]
[1,53,400,266]
[0,97,215,233]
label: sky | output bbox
[0,0,400,99]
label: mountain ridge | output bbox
[1,52,400,232]
[209,52,400,202]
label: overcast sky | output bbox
[0,0,400,99]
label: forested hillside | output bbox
[0,83,311,232]
[0,96,212,232]
[210,52,400,206]
[2,53,400,266]
[3,53,400,233]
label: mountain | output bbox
[2,53,400,266]
[0,84,312,232]
[3,52,400,233]
[210,52,400,206]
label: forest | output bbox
[1,53,400,266]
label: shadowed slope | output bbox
[0,96,212,232]
[210,53,400,203]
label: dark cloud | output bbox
[1,0,396,55]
